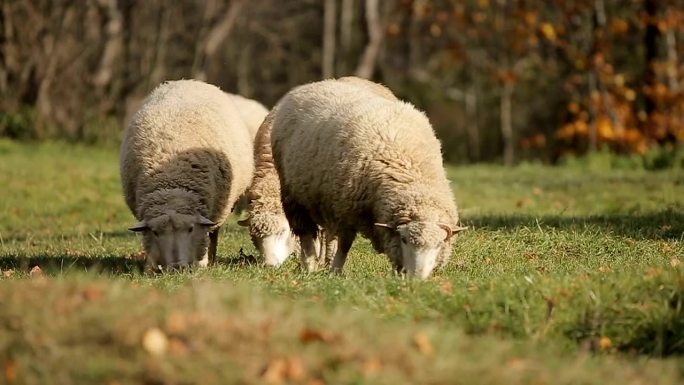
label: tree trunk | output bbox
[665,26,678,92]
[339,0,354,75]
[500,80,514,166]
[355,0,383,79]
[93,0,124,114]
[237,41,252,96]
[194,0,244,81]
[643,0,658,116]
[465,89,480,162]
[322,0,336,79]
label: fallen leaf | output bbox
[262,358,286,384]
[262,356,307,384]
[82,286,103,301]
[362,357,383,375]
[168,338,190,357]
[29,266,43,278]
[142,327,168,356]
[661,224,673,231]
[598,266,612,273]
[4,359,17,383]
[670,258,680,268]
[599,336,612,351]
[413,332,433,356]
[2,269,15,278]
[299,327,337,344]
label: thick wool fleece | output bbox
[120,79,255,230]
[271,77,460,270]
[226,93,269,140]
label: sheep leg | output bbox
[299,233,321,272]
[208,227,220,265]
[331,232,355,274]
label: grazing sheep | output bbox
[238,109,337,269]
[271,77,466,278]
[120,79,255,270]
[225,94,269,215]
[225,93,269,139]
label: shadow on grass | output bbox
[0,255,145,275]
[466,208,684,240]
[1,230,134,243]
[0,248,259,275]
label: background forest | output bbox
[1,0,683,164]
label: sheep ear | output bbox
[237,218,249,227]
[197,216,216,227]
[374,223,395,230]
[129,221,148,232]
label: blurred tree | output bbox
[1,0,683,164]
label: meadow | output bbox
[1,139,684,384]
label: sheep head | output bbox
[130,212,215,270]
[374,220,466,279]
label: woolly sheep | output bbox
[271,77,466,278]
[237,110,337,269]
[225,93,269,215]
[120,79,255,270]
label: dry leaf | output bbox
[670,258,680,268]
[142,327,168,356]
[262,356,307,384]
[362,357,383,375]
[4,359,17,383]
[29,266,43,278]
[82,286,103,301]
[413,332,433,356]
[299,327,337,344]
[598,266,612,273]
[168,338,190,357]
[2,269,15,278]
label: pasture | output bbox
[1,139,684,384]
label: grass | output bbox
[1,138,684,384]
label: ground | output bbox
[1,139,683,384]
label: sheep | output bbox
[224,93,269,215]
[237,106,342,270]
[120,79,255,270]
[270,77,466,278]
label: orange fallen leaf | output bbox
[670,258,680,268]
[168,338,190,357]
[29,266,43,278]
[262,356,307,384]
[4,359,17,383]
[413,332,433,356]
[362,357,383,375]
[299,327,337,344]
[82,286,103,301]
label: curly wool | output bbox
[120,79,255,229]
[271,77,460,269]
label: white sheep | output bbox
[238,109,339,269]
[271,77,466,278]
[120,79,255,270]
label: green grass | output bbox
[1,139,684,384]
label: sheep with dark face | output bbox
[271,77,465,278]
[120,80,256,270]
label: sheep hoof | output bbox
[197,254,210,268]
